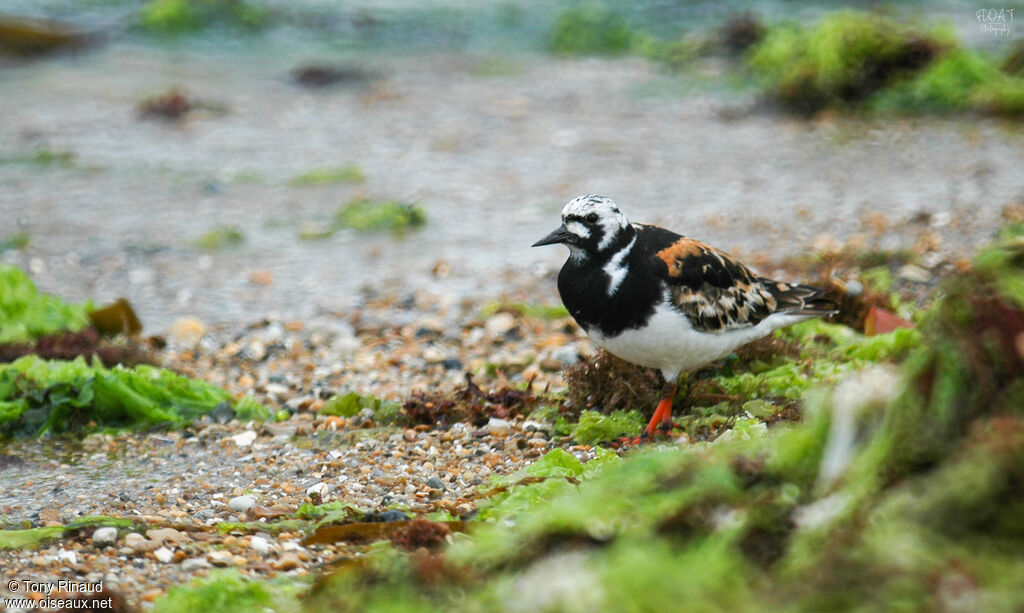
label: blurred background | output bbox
[2,0,1023,332]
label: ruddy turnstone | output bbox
[533,195,834,438]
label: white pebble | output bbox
[228,495,257,512]
[231,430,258,447]
[487,418,512,437]
[154,547,173,563]
[250,535,271,556]
[306,482,330,499]
[485,313,516,336]
[92,527,118,547]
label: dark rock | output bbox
[290,64,374,88]
[441,358,462,371]
[425,476,445,490]
[365,509,410,523]
[210,401,235,424]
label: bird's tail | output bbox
[762,280,838,318]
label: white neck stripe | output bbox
[603,235,636,296]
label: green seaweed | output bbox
[139,0,269,34]
[288,166,365,187]
[0,265,92,343]
[152,570,292,613]
[550,6,636,56]
[0,149,75,167]
[320,392,400,424]
[479,301,569,320]
[571,409,644,445]
[746,10,1024,117]
[0,526,66,549]
[0,355,269,437]
[193,225,244,251]
[0,232,30,251]
[870,48,1024,115]
[334,199,426,235]
[746,11,953,114]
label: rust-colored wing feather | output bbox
[651,237,833,332]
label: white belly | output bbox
[589,300,800,379]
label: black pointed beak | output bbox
[532,224,572,247]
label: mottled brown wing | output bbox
[651,238,831,332]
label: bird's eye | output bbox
[585,213,599,224]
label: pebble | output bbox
[92,527,118,547]
[146,528,188,544]
[550,344,579,366]
[425,476,446,490]
[487,418,512,437]
[271,552,301,571]
[306,482,331,499]
[208,551,234,567]
[231,430,258,447]
[168,317,206,344]
[181,558,212,571]
[485,313,516,336]
[57,549,77,564]
[154,547,173,564]
[125,533,156,553]
[210,401,235,424]
[250,536,271,556]
[228,495,257,512]
[899,264,932,283]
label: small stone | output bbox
[551,344,579,366]
[425,476,446,490]
[125,532,156,553]
[263,422,298,437]
[141,589,164,602]
[306,482,330,499]
[168,317,206,344]
[369,509,410,522]
[210,401,235,424]
[38,508,62,523]
[248,270,274,286]
[441,358,463,371]
[231,430,258,447]
[181,558,212,571]
[485,313,516,337]
[228,495,257,512]
[31,555,48,567]
[250,535,271,556]
[898,264,932,284]
[264,383,292,400]
[92,527,118,547]
[271,552,301,571]
[487,418,512,437]
[154,547,173,564]
[146,528,188,544]
[57,549,77,565]
[208,550,233,567]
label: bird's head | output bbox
[531,195,632,259]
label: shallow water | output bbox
[2,1,1024,332]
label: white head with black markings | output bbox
[531,195,632,260]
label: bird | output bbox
[532,195,835,439]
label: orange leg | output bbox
[643,382,678,438]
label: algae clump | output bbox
[0,265,92,344]
[0,355,269,437]
[335,198,426,234]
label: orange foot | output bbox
[643,381,679,438]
